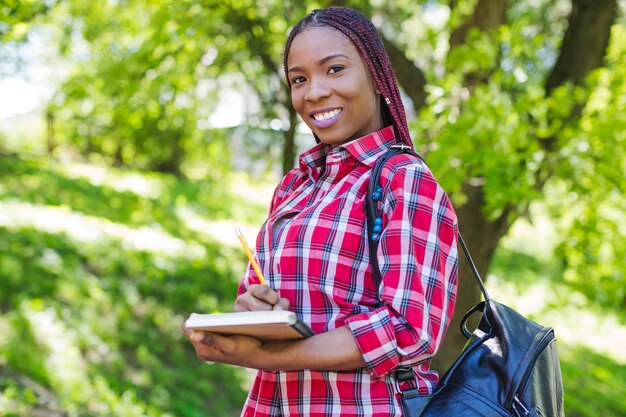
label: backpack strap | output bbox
[365,145,489,305]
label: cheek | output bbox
[343,74,374,105]
[291,90,304,114]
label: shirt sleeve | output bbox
[345,159,459,378]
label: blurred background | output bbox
[1,0,625,416]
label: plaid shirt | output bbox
[239,126,458,417]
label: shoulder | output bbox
[380,153,456,222]
[379,153,436,190]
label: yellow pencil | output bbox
[234,227,268,285]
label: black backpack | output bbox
[365,145,565,417]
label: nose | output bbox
[304,77,331,102]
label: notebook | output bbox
[184,310,315,341]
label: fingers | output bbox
[184,328,262,368]
[234,284,285,312]
[182,322,193,339]
[188,330,230,360]
[182,323,224,353]
[183,324,224,351]
[191,330,210,344]
[273,297,290,311]
[250,284,280,305]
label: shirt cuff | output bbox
[345,308,400,378]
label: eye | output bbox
[291,76,306,85]
[328,65,345,74]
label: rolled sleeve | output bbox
[347,158,458,378]
[346,308,399,378]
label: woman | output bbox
[183,7,458,417]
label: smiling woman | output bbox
[182,7,459,417]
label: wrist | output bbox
[252,341,280,371]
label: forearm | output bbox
[255,326,366,371]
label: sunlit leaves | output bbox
[0,0,59,41]
[546,23,626,311]
[46,0,231,175]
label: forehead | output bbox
[287,26,361,66]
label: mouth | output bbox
[309,108,343,129]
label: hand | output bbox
[182,324,264,368]
[234,284,290,312]
[181,324,366,372]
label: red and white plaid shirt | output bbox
[239,126,458,417]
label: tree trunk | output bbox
[282,92,299,174]
[46,110,55,155]
[154,139,183,176]
[114,142,124,167]
[431,184,515,372]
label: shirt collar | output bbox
[341,125,396,167]
[298,126,397,177]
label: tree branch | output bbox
[449,0,507,48]
[537,0,616,162]
[545,0,617,94]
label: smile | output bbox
[312,108,342,121]
[310,108,343,129]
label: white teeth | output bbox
[313,109,341,121]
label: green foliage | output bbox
[43,0,313,175]
[548,23,626,312]
[0,0,58,42]
[0,155,271,416]
[411,0,578,214]
[45,0,232,174]
[0,0,60,78]
[0,373,46,417]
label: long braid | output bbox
[283,7,414,149]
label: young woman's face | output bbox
[287,27,382,148]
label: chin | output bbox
[315,131,344,145]
[318,136,343,146]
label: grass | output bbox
[0,154,275,417]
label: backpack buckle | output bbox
[395,367,414,382]
[390,143,412,152]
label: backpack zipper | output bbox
[509,328,555,415]
[512,394,530,417]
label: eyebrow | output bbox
[287,53,351,73]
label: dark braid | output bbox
[283,7,413,148]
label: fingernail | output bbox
[191,331,203,342]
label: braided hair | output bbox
[283,6,413,148]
